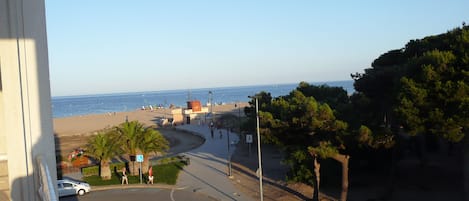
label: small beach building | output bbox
[183,100,209,125]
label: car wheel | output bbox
[78,189,85,196]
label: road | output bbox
[61,124,254,201]
[59,188,217,201]
[176,125,253,201]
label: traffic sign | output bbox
[136,154,144,162]
[246,134,253,143]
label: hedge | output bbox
[81,162,126,177]
[81,156,187,177]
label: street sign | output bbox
[136,154,144,162]
[246,134,253,143]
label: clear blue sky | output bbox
[45,0,469,97]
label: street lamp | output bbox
[208,91,214,126]
[227,127,232,178]
[208,91,213,115]
[235,102,241,140]
[248,95,264,201]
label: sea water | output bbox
[51,80,354,118]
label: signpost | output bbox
[136,154,144,184]
[246,134,253,156]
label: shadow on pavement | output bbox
[179,167,237,201]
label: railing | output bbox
[36,155,58,201]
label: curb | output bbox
[91,184,185,191]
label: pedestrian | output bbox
[148,166,154,184]
[219,130,222,139]
[121,167,128,185]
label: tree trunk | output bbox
[129,155,138,176]
[142,155,150,174]
[100,160,112,180]
[463,135,469,201]
[313,155,321,201]
[331,153,350,201]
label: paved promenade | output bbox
[176,124,254,201]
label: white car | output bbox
[57,179,91,197]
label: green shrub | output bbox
[81,166,99,177]
[81,162,127,177]
[110,162,126,172]
[153,161,184,185]
[83,161,185,186]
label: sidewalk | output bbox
[176,124,253,201]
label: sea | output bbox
[51,80,354,118]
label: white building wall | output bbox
[0,0,58,200]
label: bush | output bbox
[81,162,127,177]
[83,161,185,185]
[153,161,184,185]
[81,166,99,177]
[110,163,126,172]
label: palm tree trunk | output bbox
[128,155,138,176]
[100,160,112,180]
[142,155,150,174]
[330,153,350,201]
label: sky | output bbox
[45,0,469,97]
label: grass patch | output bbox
[83,161,185,186]
[154,161,184,185]
[82,163,126,177]
[83,175,141,186]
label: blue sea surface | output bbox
[52,80,354,118]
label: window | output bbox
[63,183,73,188]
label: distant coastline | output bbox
[52,80,354,99]
[52,80,354,118]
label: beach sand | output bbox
[53,103,249,156]
[53,102,249,136]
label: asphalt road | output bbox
[59,188,217,201]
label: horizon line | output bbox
[51,79,354,98]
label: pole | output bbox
[255,98,264,201]
[209,91,213,115]
[238,103,241,129]
[227,129,232,177]
[139,162,142,184]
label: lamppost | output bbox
[227,127,232,178]
[235,102,241,140]
[248,96,264,201]
[208,91,213,126]
[208,91,213,115]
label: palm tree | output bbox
[116,121,144,175]
[139,128,169,174]
[86,131,122,180]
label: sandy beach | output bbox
[53,102,249,137]
[53,103,249,157]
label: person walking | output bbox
[148,166,154,184]
[122,167,128,185]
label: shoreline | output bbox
[53,102,249,137]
